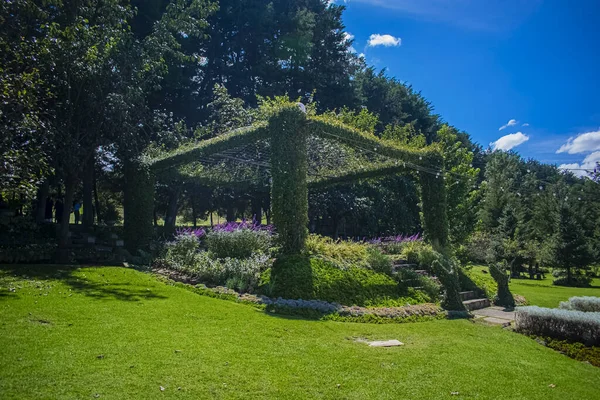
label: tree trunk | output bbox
[191,194,197,228]
[165,187,179,232]
[57,178,76,263]
[226,205,235,222]
[93,172,101,223]
[251,197,262,223]
[82,155,94,228]
[35,180,49,224]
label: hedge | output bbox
[515,306,600,345]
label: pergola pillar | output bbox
[269,106,309,254]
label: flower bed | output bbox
[153,267,446,324]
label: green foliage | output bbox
[490,262,516,308]
[398,241,441,270]
[431,258,466,311]
[305,234,369,266]
[366,247,394,275]
[0,243,56,263]
[123,161,154,252]
[459,266,496,299]
[148,123,270,172]
[540,337,600,367]
[436,125,480,245]
[325,107,379,135]
[270,106,309,254]
[549,205,594,287]
[381,123,427,148]
[206,230,272,259]
[267,255,403,306]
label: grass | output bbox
[1,265,599,399]
[466,265,600,308]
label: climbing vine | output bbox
[269,105,309,254]
[138,102,450,256]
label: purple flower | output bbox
[176,228,206,238]
[212,216,275,234]
[366,233,422,244]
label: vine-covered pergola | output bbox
[125,104,449,255]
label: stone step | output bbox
[460,291,477,301]
[463,298,491,311]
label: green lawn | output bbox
[467,265,600,308]
[1,265,599,399]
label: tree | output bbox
[549,204,594,287]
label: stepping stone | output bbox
[368,340,404,347]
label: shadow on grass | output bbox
[0,264,167,302]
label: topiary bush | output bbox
[490,262,516,308]
[431,258,466,311]
[266,255,404,306]
[559,296,600,313]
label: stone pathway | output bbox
[471,306,515,327]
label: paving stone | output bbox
[368,340,404,347]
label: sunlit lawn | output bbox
[467,265,600,308]
[1,265,599,399]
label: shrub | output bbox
[553,274,592,288]
[559,297,600,313]
[515,306,600,345]
[366,247,393,275]
[399,241,441,271]
[206,229,272,259]
[171,251,272,293]
[164,233,200,269]
[266,255,404,306]
[539,337,600,367]
[305,235,369,267]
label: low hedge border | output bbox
[151,267,450,324]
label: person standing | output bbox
[73,200,81,225]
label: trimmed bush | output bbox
[206,229,272,259]
[266,255,403,306]
[559,296,600,313]
[515,306,600,345]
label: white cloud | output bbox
[367,34,401,47]
[343,32,354,42]
[559,152,600,177]
[556,129,600,154]
[498,119,518,131]
[492,132,529,151]
[522,123,529,127]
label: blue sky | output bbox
[334,0,600,175]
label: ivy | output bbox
[148,123,270,172]
[135,101,450,258]
[270,106,309,254]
